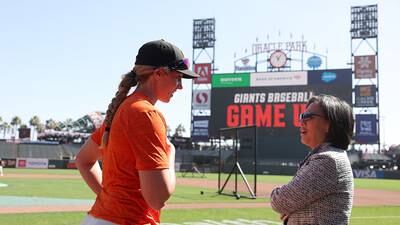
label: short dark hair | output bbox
[307,94,354,150]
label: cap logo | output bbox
[168,58,190,71]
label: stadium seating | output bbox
[0,141,17,158]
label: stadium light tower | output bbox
[190,18,216,143]
[350,5,380,152]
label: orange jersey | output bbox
[89,92,170,225]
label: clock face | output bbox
[270,50,287,68]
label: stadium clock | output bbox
[269,50,288,68]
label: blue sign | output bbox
[308,69,351,85]
[307,55,322,69]
[355,114,378,144]
[321,71,337,83]
[352,169,384,178]
[191,116,210,142]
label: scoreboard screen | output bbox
[210,69,352,161]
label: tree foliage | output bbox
[174,124,186,137]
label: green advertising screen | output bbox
[212,73,250,88]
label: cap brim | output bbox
[177,69,200,79]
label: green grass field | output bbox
[0,168,399,225]
[1,207,400,225]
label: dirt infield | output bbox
[1,173,400,214]
[177,177,400,206]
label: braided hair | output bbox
[100,65,155,148]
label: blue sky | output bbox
[1,0,399,146]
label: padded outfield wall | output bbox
[209,69,352,164]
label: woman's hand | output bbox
[75,138,103,195]
[166,138,175,166]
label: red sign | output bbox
[355,55,376,79]
[226,103,307,128]
[193,90,210,110]
[67,161,77,169]
[18,159,26,168]
[194,63,212,84]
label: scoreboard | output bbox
[209,69,352,161]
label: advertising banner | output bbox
[355,114,378,144]
[2,158,16,168]
[354,55,376,79]
[48,159,68,169]
[212,73,250,88]
[17,158,49,168]
[355,85,377,107]
[352,169,384,178]
[16,159,26,168]
[250,71,307,87]
[67,160,77,169]
[194,63,212,84]
[308,69,351,85]
[235,57,256,72]
[192,90,211,110]
[191,116,210,142]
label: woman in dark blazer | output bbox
[270,94,354,225]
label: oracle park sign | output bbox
[209,69,352,163]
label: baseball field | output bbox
[0,168,399,225]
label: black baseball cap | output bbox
[135,39,200,79]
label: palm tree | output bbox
[29,116,41,128]
[10,116,22,136]
[29,115,45,133]
[45,119,57,130]
[29,115,40,133]
[10,116,22,127]
[1,122,10,139]
[36,123,45,133]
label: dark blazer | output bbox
[270,143,354,225]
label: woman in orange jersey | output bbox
[76,39,199,225]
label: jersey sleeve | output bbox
[128,110,169,170]
[90,123,106,146]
